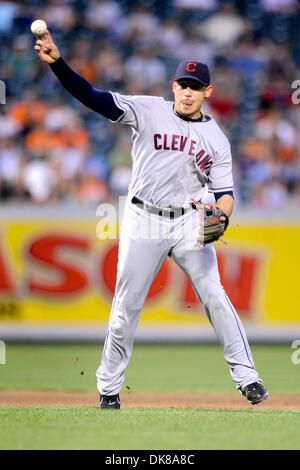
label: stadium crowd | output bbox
[0,0,300,208]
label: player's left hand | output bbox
[191,199,229,248]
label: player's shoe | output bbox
[240,382,268,405]
[100,393,121,409]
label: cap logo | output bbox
[186,62,197,72]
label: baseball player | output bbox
[34,31,268,409]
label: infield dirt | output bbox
[1,390,300,409]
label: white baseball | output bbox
[31,19,47,36]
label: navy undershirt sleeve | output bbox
[214,191,234,201]
[50,57,123,121]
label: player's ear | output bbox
[204,84,213,99]
[172,81,178,93]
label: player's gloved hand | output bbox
[34,30,60,64]
[191,199,229,248]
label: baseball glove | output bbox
[191,199,229,248]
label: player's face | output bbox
[172,79,213,119]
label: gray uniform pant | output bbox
[96,199,261,395]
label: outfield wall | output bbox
[0,205,299,343]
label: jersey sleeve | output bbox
[208,137,234,194]
[109,93,146,132]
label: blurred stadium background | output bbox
[0,0,300,343]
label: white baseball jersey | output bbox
[110,93,233,207]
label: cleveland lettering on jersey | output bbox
[153,133,189,152]
[153,133,213,172]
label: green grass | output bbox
[0,343,299,393]
[1,344,299,450]
[0,407,299,450]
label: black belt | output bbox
[132,196,189,219]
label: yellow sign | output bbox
[0,219,299,324]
